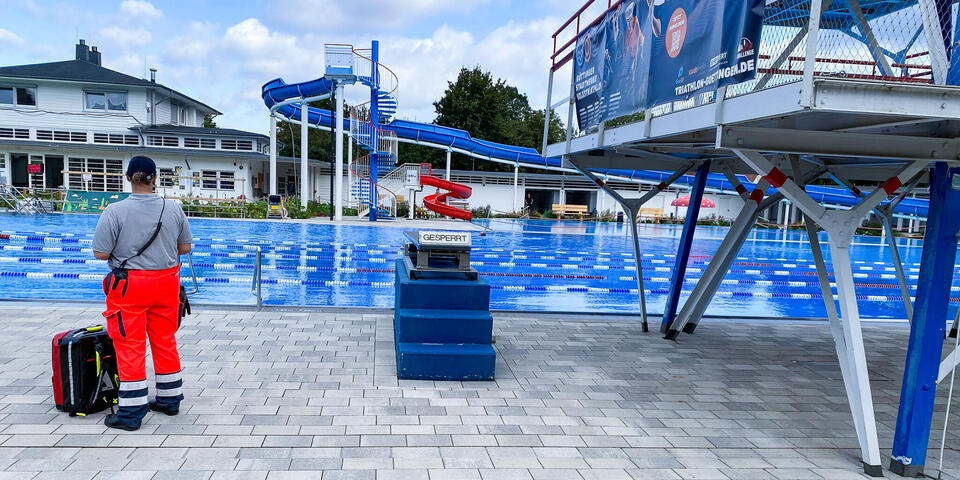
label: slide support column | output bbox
[269,115,277,196]
[300,102,309,208]
[660,160,711,334]
[513,161,519,213]
[347,129,353,208]
[445,150,451,181]
[890,162,960,477]
[334,83,345,221]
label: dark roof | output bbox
[138,125,267,139]
[0,60,222,115]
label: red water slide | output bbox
[420,166,472,221]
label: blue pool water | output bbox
[0,213,953,319]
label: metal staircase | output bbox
[0,185,46,214]
[348,47,401,220]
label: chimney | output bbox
[75,39,89,62]
[149,68,157,83]
[89,46,101,66]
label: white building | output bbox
[0,40,280,200]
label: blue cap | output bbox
[126,155,156,180]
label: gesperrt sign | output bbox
[417,231,471,248]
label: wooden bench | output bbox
[552,204,588,220]
[639,207,665,222]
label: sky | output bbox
[0,0,594,134]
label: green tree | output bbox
[416,67,564,172]
[202,115,218,128]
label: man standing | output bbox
[92,156,192,431]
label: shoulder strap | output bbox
[118,198,167,269]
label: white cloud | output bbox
[222,18,322,78]
[98,26,152,49]
[165,21,219,62]
[0,28,25,45]
[264,0,489,32]
[146,14,563,133]
[120,0,163,20]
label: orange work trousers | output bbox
[102,265,182,383]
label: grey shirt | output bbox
[92,194,192,270]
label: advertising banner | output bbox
[647,0,764,108]
[63,191,129,213]
[572,0,763,130]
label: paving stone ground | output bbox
[1,304,959,479]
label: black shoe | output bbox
[104,414,140,431]
[148,399,179,416]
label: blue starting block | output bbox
[394,231,495,381]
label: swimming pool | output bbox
[0,213,953,319]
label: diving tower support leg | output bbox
[827,169,923,322]
[568,158,697,333]
[734,148,927,477]
[890,163,960,478]
[660,160,711,334]
[794,157,870,456]
[881,214,914,321]
[675,163,828,336]
[269,115,277,196]
[665,177,770,339]
[301,102,309,208]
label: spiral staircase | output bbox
[348,48,401,220]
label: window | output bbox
[221,139,253,151]
[199,170,235,190]
[36,130,87,142]
[93,133,138,145]
[85,92,105,110]
[219,171,234,190]
[28,155,44,189]
[147,136,179,147]
[17,87,36,106]
[106,92,126,111]
[183,137,216,149]
[0,128,29,139]
[85,91,126,111]
[0,86,37,107]
[201,170,218,189]
[172,103,189,125]
[67,157,122,192]
[158,168,175,188]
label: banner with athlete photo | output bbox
[573,0,654,131]
[572,0,763,130]
[647,0,765,108]
[572,13,608,130]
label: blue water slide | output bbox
[262,77,929,218]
